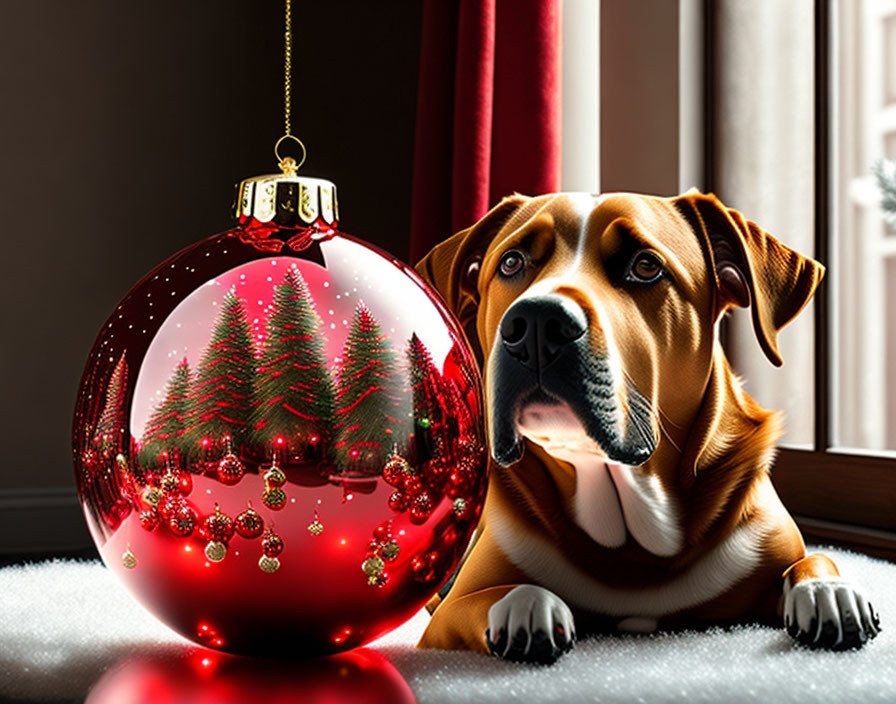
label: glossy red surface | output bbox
[74,226,486,655]
[85,647,417,704]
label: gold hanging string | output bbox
[284,0,292,137]
[275,0,306,174]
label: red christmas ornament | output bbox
[262,528,284,557]
[167,503,197,537]
[388,490,408,512]
[156,494,181,520]
[217,451,245,486]
[72,162,488,655]
[234,504,264,538]
[410,492,434,524]
[373,521,392,543]
[204,504,235,542]
[138,508,159,531]
[382,454,411,487]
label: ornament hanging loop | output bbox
[275,134,306,175]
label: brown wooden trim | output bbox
[794,514,896,563]
[772,449,896,532]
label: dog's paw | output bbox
[783,577,881,650]
[485,585,576,664]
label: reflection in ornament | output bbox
[166,500,198,537]
[262,486,287,510]
[261,453,288,510]
[142,486,162,507]
[234,503,264,539]
[380,540,400,562]
[361,555,385,587]
[263,461,287,488]
[139,509,159,531]
[262,527,283,555]
[217,437,246,486]
[160,465,180,493]
[259,555,281,573]
[205,541,227,562]
[307,510,324,536]
[204,503,234,561]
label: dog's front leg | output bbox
[418,527,576,662]
[782,553,881,649]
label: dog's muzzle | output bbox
[489,294,657,467]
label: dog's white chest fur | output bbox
[517,403,683,557]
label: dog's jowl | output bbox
[414,191,880,662]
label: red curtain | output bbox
[409,0,562,264]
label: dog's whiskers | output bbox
[619,366,684,456]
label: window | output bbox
[721,0,896,560]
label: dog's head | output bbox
[416,191,824,469]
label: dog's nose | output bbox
[499,294,588,371]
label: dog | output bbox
[413,190,881,663]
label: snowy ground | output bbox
[0,547,893,703]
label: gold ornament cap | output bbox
[234,162,338,230]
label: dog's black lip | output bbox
[489,340,657,468]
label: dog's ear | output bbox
[674,192,825,367]
[415,194,529,363]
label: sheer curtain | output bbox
[713,0,816,446]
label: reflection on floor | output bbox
[85,647,415,704]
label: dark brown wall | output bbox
[0,2,421,497]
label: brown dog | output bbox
[413,191,880,662]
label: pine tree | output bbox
[139,358,192,467]
[187,288,256,452]
[333,302,404,473]
[251,266,335,453]
[94,352,128,455]
[405,333,442,464]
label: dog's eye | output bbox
[627,251,664,283]
[498,250,526,278]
